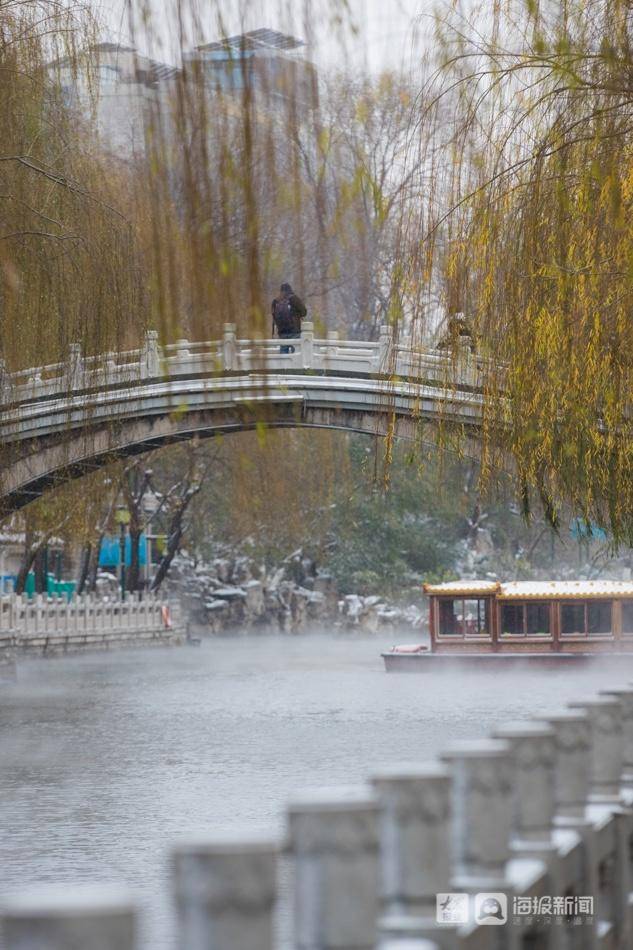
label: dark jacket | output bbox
[272,293,307,335]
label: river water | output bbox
[2,633,633,948]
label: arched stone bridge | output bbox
[0,323,487,511]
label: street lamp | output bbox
[115,504,130,601]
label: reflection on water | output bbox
[1,634,632,948]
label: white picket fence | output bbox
[2,681,633,948]
[0,592,182,656]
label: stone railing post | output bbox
[371,763,451,922]
[175,339,191,363]
[569,697,623,802]
[0,357,9,404]
[492,721,557,856]
[172,833,277,950]
[440,739,513,891]
[1,886,136,949]
[301,320,314,369]
[223,323,237,371]
[373,325,393,373]
[536,710,590,821]
[140,329,160,379]
[67,342,83,390]
[287,786,380,950]
[602,687,633,789]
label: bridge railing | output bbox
[3,680,633,948]
[0,324,486,407]
[0,591,179,654]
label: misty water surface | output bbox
[2,633,633,948]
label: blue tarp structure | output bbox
[569,519,608,542]
[99,534,148,568]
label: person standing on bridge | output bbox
[272,283,307,354]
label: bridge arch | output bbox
[0,328,486,511]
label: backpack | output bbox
[273,296,300,334]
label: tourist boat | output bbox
[382,579,633,671]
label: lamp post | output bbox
[115,505,130,601]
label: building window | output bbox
[561,601,612,636]
[501,602,550,636]
[622,601,633,635]
[438,598,489,637]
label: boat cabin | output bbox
[424,580,633,654]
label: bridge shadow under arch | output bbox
[1,394,484,513]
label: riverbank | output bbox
[0,593,185,667]
[166,550,425,637]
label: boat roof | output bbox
[424,579,633,600]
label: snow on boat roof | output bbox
[424,580,633,599]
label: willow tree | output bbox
[423,0,633,544]
[0,1,152,369]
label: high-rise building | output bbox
[47,43,179,159]
[183,29,319,116]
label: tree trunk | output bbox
[150,524,183,591]
[15,531,36,594]
[87,533,105,593]
[127,525,142,592]
[76,542,92,595]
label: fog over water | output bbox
[2,633,633,948]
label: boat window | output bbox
[502,603,523,635]
[502,602,550,636]
[561,600,612,636]
[438,597,489,636]
[622,600,633,634]
[561,603,585,635]
[526,603,550,635]
[438,598,462,635]
[587,601,611,635]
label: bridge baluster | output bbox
[172,833,277,950]
[67,342,84,390]
[373,325,393,373]
[140,329,160,379]
[301,320,314,369]
[287,786,380,950]
[0,886,136,949]
[223,323,236,371]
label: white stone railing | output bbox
[0,324,485,407]
[3,682,633,948]
[0,592,181,656]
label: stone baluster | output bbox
[535,710,589,821]
[288,786,380,950]
[373,325,393,373]
[1,885,136,949]
[175,339,191,363]
[601,687,633,789]
[140,329,160,379]
[172,832,277,950]
[68,342,84,390]
[568,697,623,802]
[0,356,10,404]
[492,721,557,857]
[371,764,451,921]
[301,320,314,369]
[223,323,237,371]
[440,739,513,891]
